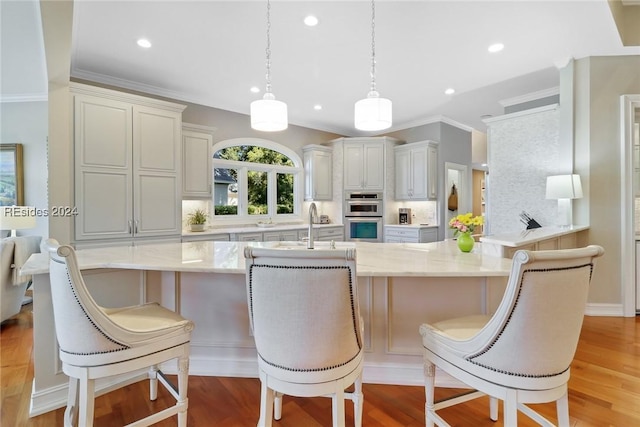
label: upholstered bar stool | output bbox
[244,245,364,427]
[43,239,194,427]
[420,245,604,427]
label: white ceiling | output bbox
[2,1,639,135]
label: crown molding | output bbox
[499,87,560,108]
[0,93,48,103]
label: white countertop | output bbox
[479,225,589,247]
[23,240,512,278]
[182,222,343,237]
[383,224,439,229]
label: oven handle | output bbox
[346,200,381,205]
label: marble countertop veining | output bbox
[23,240,512,278]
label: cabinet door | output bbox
[304,148,332,201]
[74,95,134,240]
[427,144,438,199]
[394,149,411,200]
[343,144,364,190]
[133,106,182,237]
[410,147,429,199]
[183,130,213,198]
[363,143,384,190]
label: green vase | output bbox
[457,232,474,253]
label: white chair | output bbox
[420,245,604,427]
[244,245,364,427]
[43,239,194,427]
[1,235,41,323]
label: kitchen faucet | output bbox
[308,202,318,249]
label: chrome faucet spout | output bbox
[308,203,318,249]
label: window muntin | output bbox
[212,141,301,222]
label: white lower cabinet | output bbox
[182,233,230,242]
[263,230,300,242]
[384,226,438,243]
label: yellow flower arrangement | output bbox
[449,212,483,236]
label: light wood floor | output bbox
[2,303,639,426]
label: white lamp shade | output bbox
[354,92,392,131]
[1,206,37,231]
[250,94,288,132]
[545,174,583,199]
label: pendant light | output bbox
[251,0,288,132]
[354,0,392,131]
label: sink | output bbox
[268,241,356,250]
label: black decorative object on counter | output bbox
[520,211,542,230]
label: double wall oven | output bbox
[344,192,383,242]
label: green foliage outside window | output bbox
[215,146,294,216]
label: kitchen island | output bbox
[23,240,512,416]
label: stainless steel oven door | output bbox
[344,216,383,242]
[344,199,383,217]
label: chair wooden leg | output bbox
[353,375,364,427]
[489,396,498,421]
[178,354,190,427]
[78,377,95,427]
[258,380,274,427]
[273,392,283,420]
[64,377,79,427]
[504,390,517,427]
[148,365,159,401]
[556,391,570,427]
[332,387,346,427]
[424,359,436,427]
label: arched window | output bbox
[212,138,302,221]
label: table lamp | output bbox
[0,206,37,237]
[545,175,583,227]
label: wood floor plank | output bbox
[2,305,639,426]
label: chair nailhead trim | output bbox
[248,264,362,372]
[59,267,129,355]
[466,262,594,378]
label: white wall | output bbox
[0,101,49,238]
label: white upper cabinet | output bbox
[303,144,333,201]
[182,124,216,198]
[343,140,385,191]
[72,83,185,242]
[394,141,438,200]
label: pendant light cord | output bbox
[369,0,377,94]
[265,0,272,95]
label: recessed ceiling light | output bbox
[444,88,455,95]
[314,104,322,111]
[250,86,260,93]
[137,38,152,48]
[304,15,319,26]
[488,43,504,53]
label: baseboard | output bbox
[29,372,147,417]
[584,303,624,317]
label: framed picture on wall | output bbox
[0,144,24,206]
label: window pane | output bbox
[277,172,294,214]
[214,167,238,216]
[247,170,267,215]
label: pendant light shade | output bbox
[355,0,392,131]
[251,93,288,132]
[251,0,288,132]
[354,91,392,131]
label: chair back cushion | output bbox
[467,246,603,379]
[245,246,362,383]
[44,240,129,358]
